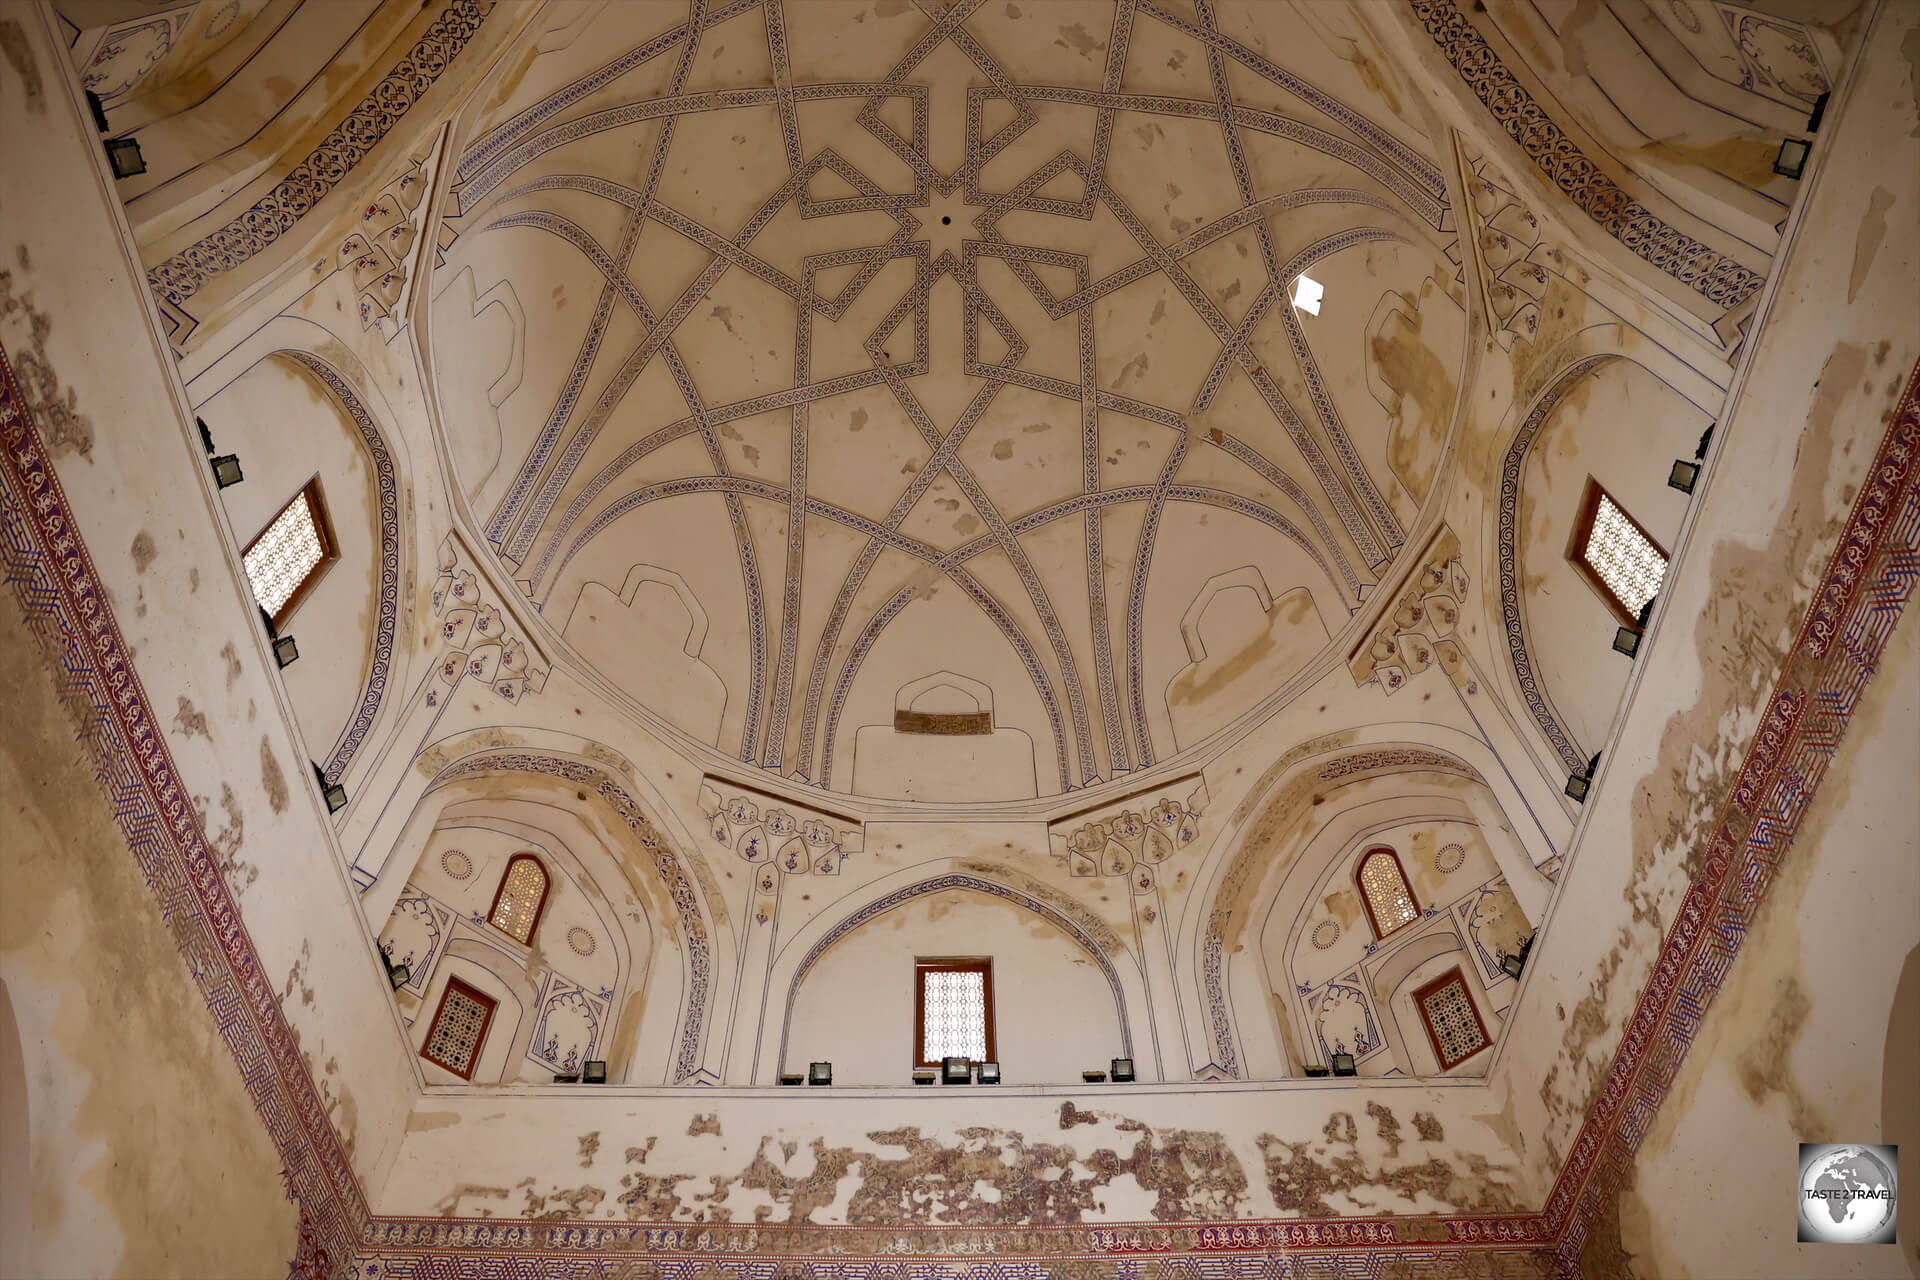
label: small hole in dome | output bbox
[942,216,952,225]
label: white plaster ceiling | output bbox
[428,0,1466,800]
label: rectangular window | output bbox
[242,477,336,629]
[915,958,995,1067]
[1414,967,1491,1070]
[421,976,497,1080]
[1567,478,1668,627]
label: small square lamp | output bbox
[778,1073,804,1086]
[1668,459,1700,494]
[1564,772,1591,803]
[1773,137,1810,178]
[977,1062,1001,1085]
[1501,952,1526,981]
[552,1073,580,1084]
[912,1070,937,1086]
[1304,1065,1330,1078]
[211,453,244,488]
[1612,626,1642,658]
[582,1060,608,1084]
[104,137,146,178]
[1110,1057,1135,1083]
[387,963,410,990]
[273,634,300,668]
[1330,1052,1357,1077]
[808,1061,832,1086]
[942,1056,972,1085]
[1082,1070,1108,1083]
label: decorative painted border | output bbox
[3,194,1917,1280]
[143,0,495,318]
[1496,355,1615,774]
[773,871,1136,1078]
[1411,0,1766,310]
[276,351,402,786]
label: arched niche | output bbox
[1513,358,1707,751]
[781,884,1125,1085]
[185,324,413,792]
[378,804,646,1083]
[767,867,1149,1085]
[360,744,727,1084]
[1486,327,1722,776]
[1178,731,1552,1079]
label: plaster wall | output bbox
[0,0,421,1219]
[1518,356,1708,750]
[1612,603,1919,1280]
[199,352,383,757]
[0,586,295,1276]
[783,887,1127,1086]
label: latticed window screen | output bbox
[1417,970,1490,1070]
[487,854,548,944]
[1572,482,1668,623]
[243,480,333,626]
[421,978,496,1079]
[1358,849,1418,939]
[917,962,993,1065]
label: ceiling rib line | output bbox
[454,0,756,181]
[493,1,708,565]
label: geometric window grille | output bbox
[914,958,995,1067]
[1568,478,1668,627]
[486,853,549,945]
[242,477,336,629]
[420,976,498,1080]
[1414,967,1491,1070]
[1357,847,1419,940]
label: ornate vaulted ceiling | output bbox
[428,0,1465,800]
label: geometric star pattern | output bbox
[436,0,1460,797]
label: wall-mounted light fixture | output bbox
[312,761,347,813]
[1082,1069,1108,1083]
[942,1056,972,1085]
[1773,137,1811,178]
[778,1073,804,1086]
[1565,750,1602,803]
[387,962,410,990]
[977,1062,1001,1085]
[1806,92,1829,133]
[84,90,109,132]
[1612,626,1642,658]
[1667,459,1700,494]
[808,1061,833,1086]
[273,634,300,668]
[552,1072,580,1084]
[211,453,245,488]
[1110,1057,1136,1083]
[1500,934,1536,982]
[1330,1052,1357,1077]
[912,1070,937,1086]
[1303,1065,1330,1078]
[582,1060,608,1084]
[104,137,146,179]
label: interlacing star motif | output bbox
[446,0,1453,795]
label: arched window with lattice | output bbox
[486,853,549,945]
[1357,847,1418,940]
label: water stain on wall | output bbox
[0,591,294,1273]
